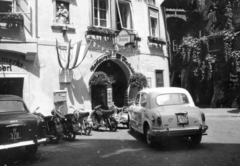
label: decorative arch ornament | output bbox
[56,39,91,70]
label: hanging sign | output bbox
[115,29,134,46]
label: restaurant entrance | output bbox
[92,60,129,109]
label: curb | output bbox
[205,114,240,118]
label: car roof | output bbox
[140,87,189,94]
[0,95,24,101]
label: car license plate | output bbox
[176,114,189,125]
[72,124,79,132]
[9,127,21,140]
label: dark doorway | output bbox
[0,78,24,98]
[94,60,128,108]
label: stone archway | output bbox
[93,60,129,108]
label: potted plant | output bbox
[128,72,148,90]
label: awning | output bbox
[0,42,37,61]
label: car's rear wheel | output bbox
[25,145,38,156]
[190,134,202,145]
[145,125,155,147]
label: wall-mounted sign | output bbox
[115,29,135,47]
[107,87,112,108]
[90,54,135,73]
[0,57,24,68]
[0,64,12,72]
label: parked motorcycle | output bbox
[52,105,80,141]
[70,106,92,136]
[91,104,118,131]
[33,107,63,144]
[114,106,130,128]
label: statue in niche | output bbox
[56,3,69,24]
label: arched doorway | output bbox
[92,60,129,109]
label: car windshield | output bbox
[0,100,27,112]
[156,93,189,106]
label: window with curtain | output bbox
[149,8,159,37]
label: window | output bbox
[156,93,189,106]
[148,0,155,6]
[55,1,69,24]
[0,100,27,112]
[156,70,164,87]
[173,40,178,51]
[0,0,29,14]
[116,0,133,30]
[140,93,147,107]
[93,0,109,27]
[149,8,159,37]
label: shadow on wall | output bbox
[60,75,89,106]
[0,51,40,78]
[148,44,164,56]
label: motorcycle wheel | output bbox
[49,135,61,144]
[92,118,99,131]
[67,133,76,141]
[110,120,118,132]
[84,123,92,135]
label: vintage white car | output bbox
[128,87,208,147]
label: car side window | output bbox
[135,94,140,106]
[140,93,147,107]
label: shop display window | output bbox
[116,0,133,30]
[93,0,110,27]
[149,8,159,37]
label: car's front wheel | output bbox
[144,125,155,147]
[190,134,202,145]
[25,145,38,156]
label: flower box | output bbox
[86,26,117,38]
[0,14,24,28]
[148,36,166,45]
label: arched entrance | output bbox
[91,59,129,109]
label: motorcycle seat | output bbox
[64,113,74,119]
[78,111,90,118]
[44,115,53,120]
[101,109,114,117]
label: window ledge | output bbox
[51,22,75,32]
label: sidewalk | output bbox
[201,108,240,118]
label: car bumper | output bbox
[152,125,208,137]
[0,138,47,150]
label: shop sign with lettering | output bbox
[0,64,12,71]
[115,29,134,47]
[90,54,135,73]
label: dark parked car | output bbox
[0,95,47,155]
